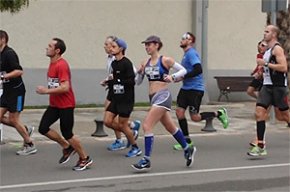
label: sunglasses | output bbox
[182,33,191,40]
[261,43,267,47]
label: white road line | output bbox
[1,163,289,189]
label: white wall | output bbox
[208,0,267,71]
[0,0,270,104]
[1,0,193,70]
[1,0,194,105]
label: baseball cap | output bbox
[141,35,162,44]
[116,38,127,50]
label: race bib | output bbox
[145,66,160,80]
[48,77,60,89]
[113,84,124,94]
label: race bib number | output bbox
[145,66,160,80]
[48,77,60,89]
[113,84,124,94]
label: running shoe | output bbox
[173,141,194,151]
[25,125,34,137]
[16,144,37,155]
[131,157,151,172]
[132,120,141,132]
[247,145,267,157]
[73,156,93,171]
[59,145,76,164]
[184,146,196,167]
[217,108,229,129]
[126,147,142,157]
[107,139,126,151]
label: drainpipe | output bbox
[195,0,209,103]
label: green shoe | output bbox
[173,141,194,151]
[247,145,267,156]
[218,108,229,129]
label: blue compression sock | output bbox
[144,134,154,158]
[173,129,188,150]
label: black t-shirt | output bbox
[0,46,24,90]
[109,57,135,103]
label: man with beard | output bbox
[172,32,229,151]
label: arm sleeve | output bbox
[171,62,187,80]
[135,72,145,85]
[184,63,202,79]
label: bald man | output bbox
[247,25,289,157]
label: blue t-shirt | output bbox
[181,47,204,91]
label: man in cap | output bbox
[103,38,142,157]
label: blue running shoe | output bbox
[126,147,142,157]
[131,157,151,172]
[107,140,126,151]
[184,146,197,167]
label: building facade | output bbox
[0,0,267,105]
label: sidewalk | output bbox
[1,101,288,143]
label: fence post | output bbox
[201,117,217,132]
[91,119,108,137]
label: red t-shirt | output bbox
[47,58,75,108]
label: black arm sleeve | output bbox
[184,63,202,79]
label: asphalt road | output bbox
[0,129,289,192]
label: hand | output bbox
[163,74,173,83]
[108,74,113,80]
[100,79,108,87]
[36,85,48,94]
[137,64,145,74]
[256,58,265,66]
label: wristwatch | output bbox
[264,62,269,67]
[0,74,4,80]
[171,74,176,81]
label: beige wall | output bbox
[1,0,193,69]
[1,0,271,104]
[208,0,267,71]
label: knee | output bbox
[190,114,201,122]
[246,88,252,95]
[175,109,185,119]
[38,124,49,135]
[255,109,266,121]
[7,115,17,125]
[276,111,289,122]
[142,121,151,133]
[63,132,73,140]
[104,119,112,128]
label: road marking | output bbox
[0,163,289,189]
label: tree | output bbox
[0,0,29,13]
